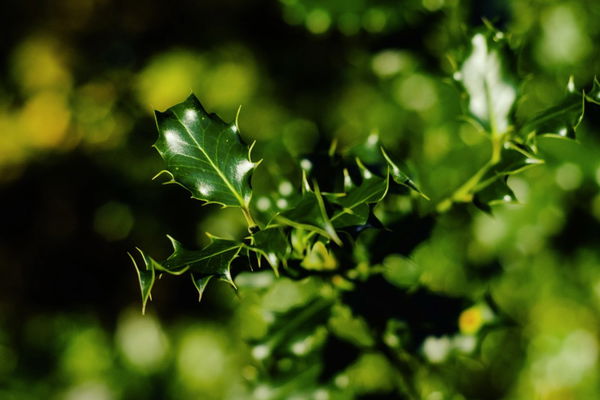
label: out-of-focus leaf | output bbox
[251,227,289,270]
[520,80,584,141]
[302,241,337,270]
[586,76,600,105]
[457,32,516,135]
[347,131,383,165]
[153,94,259,208]
[473,176,516,214]
[382,255,421,288]
[491,142,544,176]
[328,303,375,347]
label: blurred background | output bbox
[1,0,600,399]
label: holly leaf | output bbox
[456,31,516,135]
[520,79,585,141]
[250,227,290,271]
[128,250,158,314]
[473,175,517,214]
[276,184,342,245]
[153,94,259,208]
[134,235,243,304]
[381,148,428,199]
[482,142,543,182]
[347,131,384,165]
[587,76,600,105]
[329,161,389,228]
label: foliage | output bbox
[3,1,600,399]
[130,24,599,399]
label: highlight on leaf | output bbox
[153,94,260,228]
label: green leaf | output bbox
[473,175,516,214]
[329,161,389,228]
[191,275,213,302]
[134,235,243,304]
[456,32,516,135]
[153,94,259,209]
[250,227,289,271]
[587,76,600,105]
[328,303,375,347]
[480,142,543,185]
[520,79,584,141]
[276,184,342,245]
[381,148,428,199]
[382,255,421,288]
[128,250,157,314]
[347,131,384,165]
[162,234,243,289]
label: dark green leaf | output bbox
[161,234,242,288]
[381,148,428,199]
[153,94,259,208]
[520,79,584,141]
[586,76,600,105]
[329,161,389,228]
[191,275,213,302]
[347,131,384,165]
[251,227,290,270]
[276,184,342,245]
[482,142,543,181]
[128,250,157,314]
[133,235,243,306]
[473,176,516,214]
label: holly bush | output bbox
[130,23,600,400]
[2,1,600,400]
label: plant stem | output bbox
[241,206,259,233]
[436,132,504,213]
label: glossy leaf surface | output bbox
[154,94,258,208]
[132,235,243,309]
[329,163,389,228]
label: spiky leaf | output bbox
[587,76,600,105]
[381,148,428,199]
[129,250,157,314]
[277,187,341,245]
[162,235,242,287]
[520,82,585,141]
[329,162,389,228]
[134,235,243,306]
[473,176,516,214]
[154,94,258,208]
[251,227,289,270]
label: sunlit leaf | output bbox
[153,94,259,208]
[457,32,516,135]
